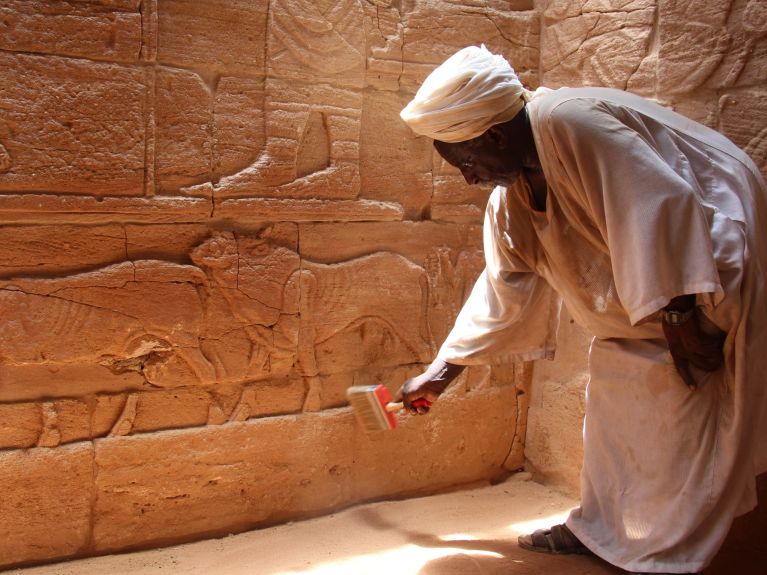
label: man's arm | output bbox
[395,358,466,414]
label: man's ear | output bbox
[485,125,508,149]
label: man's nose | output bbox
[461,168,479,185]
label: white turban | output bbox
[400,45,531,143]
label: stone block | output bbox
[298,221,483,267]
[0,53,145,195]
[0,195,212,224]
[655,0,731,95]
[0,403,41,449]
[0,0,142,62]
[209,78,362,199]
[540,0,654,88]
[349,383,517,501]
[299,222,484,350]
[360,90,433,219]
[0,225,126,277]
[92,413,355,551]
[156,0,268,74]
[363,0,405,91]
[267,0,366,88]
[92,395,132,437]
[132,389,213,433]
[213,77,266,182]
[155,67,212,193]
[46,399,93,446]
[125,223,210,261]
[0,364,146,403]
[719,89,767,177]
[0,444,94,566]
[402,5,539,90]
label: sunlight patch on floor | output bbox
[272,544,504,575]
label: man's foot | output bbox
[517,523,591,555]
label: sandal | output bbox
[517,523,591,555]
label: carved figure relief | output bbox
[0,231,434,393]
[188,0,366,199]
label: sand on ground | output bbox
[10,474,765,575]
[8,475,625,575]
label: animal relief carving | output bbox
[0,230,435,394]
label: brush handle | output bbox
[385,398,430,412]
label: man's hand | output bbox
[395,358,466,414]
[662,299,726,389]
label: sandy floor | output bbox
[8,474,765,575]
[10,475,625,575]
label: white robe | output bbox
[438,87,767,573]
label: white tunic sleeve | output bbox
[438,186,561,365]
[542,98,724,325]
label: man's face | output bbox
[434,133,523,187]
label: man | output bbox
[396,45,767,575]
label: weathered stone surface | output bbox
[0,196,212,224]
[541,0,655,89]
[1,1,765,569]
[267,0,366,87]
[402,4,540,90]
[42,399,92,446]
[360,90,433,219]
[298,221,483,266]
[214,198,403,221]
[125,224,211,261]
[91,383,515,551]
[213,77,266,182]
[0,225,126,277]
[655,0,731,95]
[525,308,590,495]
[207,79,362,198]
[351,382,517,502]
[0,53,145,195]
[156,0,268,73]
[0,226,448,399]
[155,68,212,192]
[91,413,355,550]
[0,403,41,449]
[0,365,146,404]
[363,0,405,91]
[719,89,767,177]
[0,444,94,566]
[0,0,142,62]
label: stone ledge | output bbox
[0,195,404,224]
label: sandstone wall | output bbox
[526,0,767,494]
[2,0,765,569]
[0,0,541,568]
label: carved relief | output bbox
[425,247,485,345]
[0,143,11,173]
[37,402,62,448]
[719,0,767,88]
[110,394,138,437]
[0,230,434,393]
[656,0,732,94]
[541,1,655,88]
[185,0,366,199]
[295,250,435,376]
